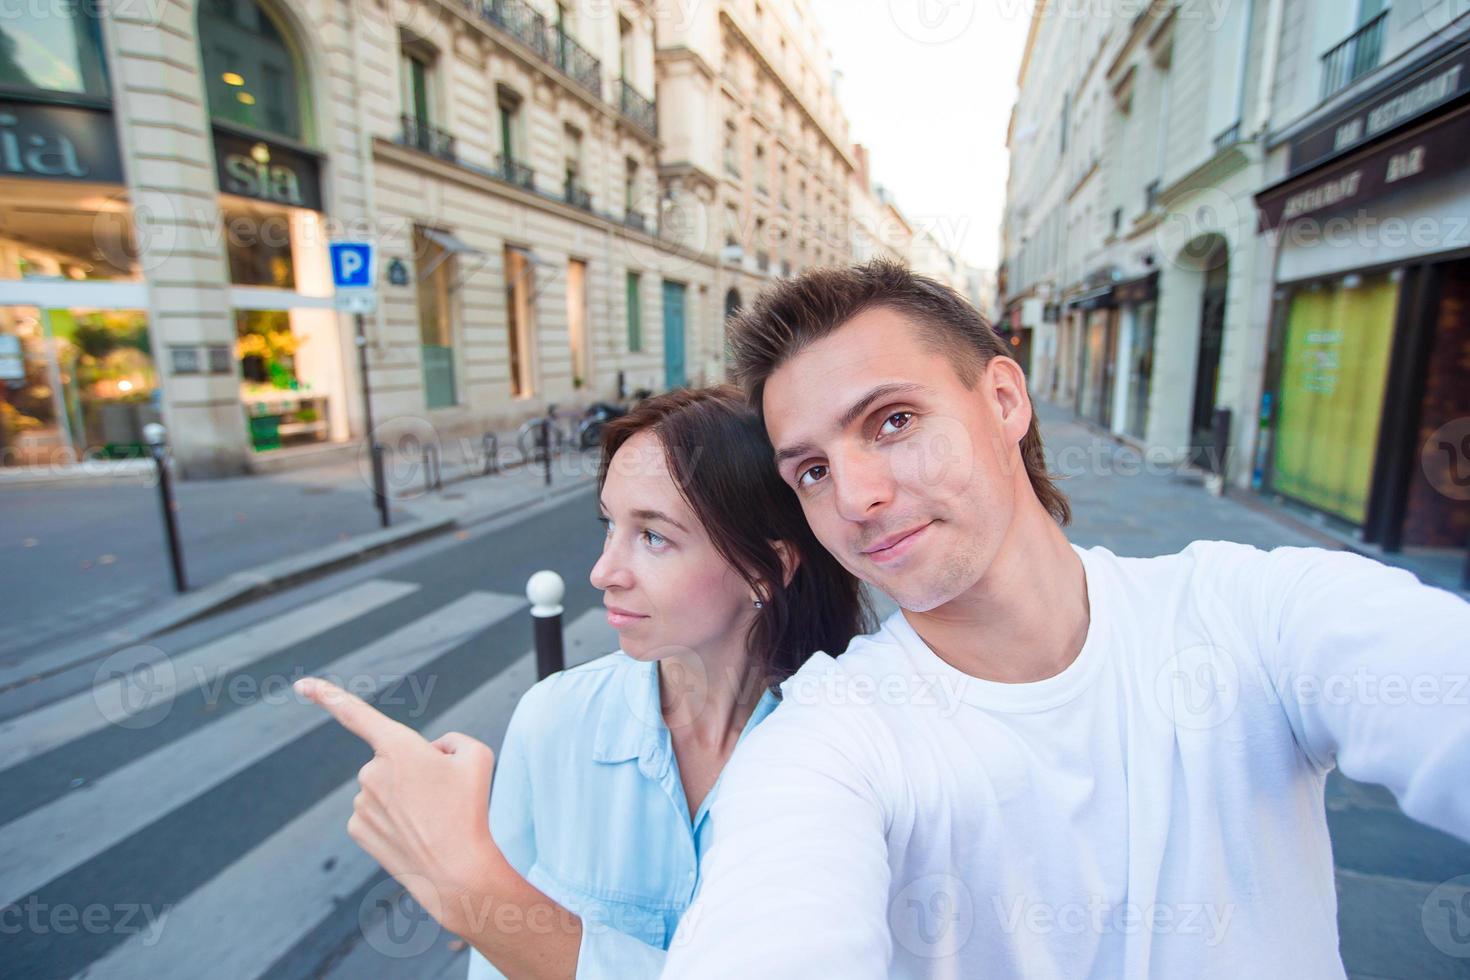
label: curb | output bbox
[0,473,597,696]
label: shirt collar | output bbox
[591,656,782,774]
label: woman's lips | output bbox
[605,607,648,628]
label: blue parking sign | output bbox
[329,241,375,289]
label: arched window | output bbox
[0,5,108,95]
[198,0,312,144]
[724,288,742,320]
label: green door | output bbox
[662,280,686,388]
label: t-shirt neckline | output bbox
[884,543,1108,713]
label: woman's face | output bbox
[590,430,756,663]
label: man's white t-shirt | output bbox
[661,541,1470,978]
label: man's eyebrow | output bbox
[773,382,932,467]
[629,508,689,532]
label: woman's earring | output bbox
[753,597,764,609]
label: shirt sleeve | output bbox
[574,923,667,978]
[660,688,895,978]
[489,681,541,876]
[1237,544,1470,841]
[466,681,546,980]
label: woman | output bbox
[466,385,871,977]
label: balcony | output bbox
[623,210,648,234]
[400,114,456,161]
[554,27,602,98]
[1321,11,1387,101]
[563,177,592,211]
[483,0,551,60]
[618,79,657,138]
[1212,119,1241,153]
[478,0,602,99]
[496,154,535,191]
[1144,179,1161,211]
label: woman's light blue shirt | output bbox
[466,651,780,979]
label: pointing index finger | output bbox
[295,677,417,754]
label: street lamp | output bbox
[143,423,188,593]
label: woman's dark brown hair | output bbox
[598,385,873,688]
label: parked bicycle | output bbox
[514,390,652,466]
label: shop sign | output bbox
[213,128,323,211]
[0,100,124,183]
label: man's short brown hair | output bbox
[728,259,1070,526]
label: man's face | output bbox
[762,306,1031,612]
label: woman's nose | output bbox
[590,539,632,591]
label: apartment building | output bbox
[1000,0,1469,581]
[0,0,855,477]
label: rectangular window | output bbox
[1270,272,1399,524]
[568,259,588,387]
[414,226,458,408]
[497,87,521,164]
[626,271,643,352]
[505,246,534,398]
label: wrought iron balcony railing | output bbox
[618,79,657,137]
[554,27,602,98]
[1321,11,1387,101]
[484,0,550,59]
[622,210,648,234]
[400,114,457,161]
[496,154,535,191]
[564,178,593,210]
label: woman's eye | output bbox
[797,464,828,488]
[642,530,666,548]
[598,517,613,536]
[879,412,914,436]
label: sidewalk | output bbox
[0,441,599,690]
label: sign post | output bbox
[329,242,389,528]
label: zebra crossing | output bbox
[0,575,618,980]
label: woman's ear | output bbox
[773,540,800,589]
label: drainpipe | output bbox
[1251,0,1287,138]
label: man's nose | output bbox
[831,446,895,524]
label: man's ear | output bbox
[773,540,800,590]
[987,356,1033,446]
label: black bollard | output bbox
[143,423,188,593]
[528,570,565,680]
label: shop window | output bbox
[223,200,295,288]
[626,271,642,353]
[567,259,588,389]
[415,227,459,409]
[505,246,535,398]
[198,0,312,143]
[1270,273,1399,525]
[1,307,158,465]
[0,4,108,96]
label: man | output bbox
[654,259,1470,977]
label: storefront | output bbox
[1255,38,1470,577]
[0,8,158,467]
[1068,274,1118,430]
[199,0,349,455]
[1109,272,1158,443]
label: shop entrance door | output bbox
[1189,263,1228,469]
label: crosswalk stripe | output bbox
[0,589,525,912]
[74,607,616,980]
[0,579,420,773]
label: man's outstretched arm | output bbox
[1248,546,1470,840]
[662,685,896,978]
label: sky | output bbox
[808,0,1031,271]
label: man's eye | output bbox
[879,412,914,436]
[797,464,828,488]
